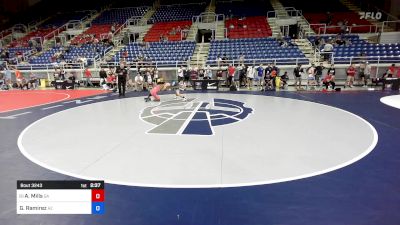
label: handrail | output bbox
[309,23,379,35]
[382,20,400,32]
[108,6,150,11]
[43,23,68,42]
[193,13,225,24]
[266,11,277,18]
[159,2,206,7]
[15,62,85,71]
[0,28,13,40]
[12,24,28,34]
[206,57,310,66]
[266,8,302,18]
[99,59,191,68]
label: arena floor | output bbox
[0,89,399,225]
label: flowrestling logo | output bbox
[140,98,253,135]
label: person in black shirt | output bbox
[280,72,289,89]
[264,64,273,91]
[116,64,128,97]
[239,65,247,87]
[327,64,336,81]
[99,68,107,79]
[315,63,325,86]
[293,65,302,90]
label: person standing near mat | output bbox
[345,64,356,88]
[116,63,128,97]
[293,65,302,90]
[246,65,254,89]
[84,68,94,87]
[227,64,235,87]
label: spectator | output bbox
[222,54,228,67]
[326,12,333,25]
[322,41,334,62]
[387,64,396,77]
[239,53,245,65]
[198,67,205,79]
[184,67,191,83]
[177,66,184,82]
[314,36,321,47]
[328,64,336,81]
[134,72,144,91]
[246,65,254,89]
[84,68,94,87]
[280,72,289,89]
[315,63,325,86]
[345,64,356,88]
[205,65,212,79]
[169,27,177,35]
[15,68,23,87]
[362,62,371,87]
[28,73,38,89]
[216,69,224,87]
[106,72,116,89]
[263,65,273,91]
[256,64,264,89]
[323,73,335,90]
[99,68,107,80]
[293,65,302,90]
[227,64,235,87]
[307,64,317,89]
[122,50,129,60]
[217,55,222,68]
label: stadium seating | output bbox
[149,3,206,23]
[111,0,154,7]
[305,12,373,34]
[71,25,114,45]
[279,0,349,13]
[0,47,33,59]
[279,0,372,33]
[40,11,90,28]
[144,21,192,42]
[8,28,58,48]
[92,7,149,25]
[29,44,111,65]
[308,35,400,63]
[112,41,195,65]
[226,17,272,39]
[207,38,308,65]
[7,11,92,48]
[216,0,273,17]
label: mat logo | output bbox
[140,98,253,135]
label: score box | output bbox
[17,180,104,215]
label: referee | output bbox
[116,63,128,97]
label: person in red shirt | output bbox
[227,65,235,87]
[15,69,23,88]
[387,64,396,78]
[323,73,335,90]
[345,64,356,88]
[84,68,94,87]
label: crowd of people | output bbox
[1,62,399,93]
[174,63,400,91]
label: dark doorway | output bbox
[197,29,213,43]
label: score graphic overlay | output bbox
[16,180,104,214]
